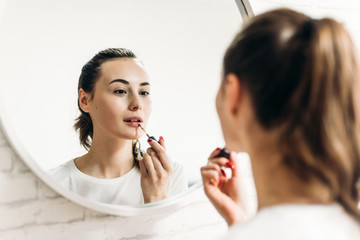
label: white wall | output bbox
[1,0,360,240]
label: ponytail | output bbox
[74,112,93,150]
[308,18,360,220]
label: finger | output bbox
[203,162,222,172]
[142,153,156,177]
[209,154,237,179]
[229,152,240,178]
[138,158,148,176]
[147,148,164,172]
[158,136,166,149]
[147,137,165,153]
[209,149,237,176]
[208,147,222,160]
[208,157,229,168]
[201,167,221,186]
[146,147,157,156]
[146,140,172,171]
[203,163,227,181]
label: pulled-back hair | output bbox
[74,48,136,150]
[223,8,360,220]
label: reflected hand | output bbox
[138,137,173,203]
[201,148,250,226]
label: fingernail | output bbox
[215,147,221,151]
[225,161,234,170]
[220,169,227,177]
[147,138,153,143]
[159,136,164,141]
[218,176,222,185]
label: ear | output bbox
[78,88,91,113]
[223,73,242,117]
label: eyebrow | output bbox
[109,79,150,86]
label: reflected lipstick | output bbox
[138,124,157,142]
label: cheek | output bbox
[96,97,126,120]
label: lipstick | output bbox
[138,124,157,142]
[215,148,233,179]
[215,148,231,159]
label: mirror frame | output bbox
[0,0,253,216]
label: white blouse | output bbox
[49,159,188,205]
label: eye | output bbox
[114,89,127,94]
[140,91,150,96]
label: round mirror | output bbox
[0,0,244,214]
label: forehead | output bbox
[99,58,149,85]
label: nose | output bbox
[129,95,143,111]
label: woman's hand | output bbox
[201,148,251,226]
[138,136,173,203]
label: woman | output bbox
[201,8,360,239]
[50,48,187,205]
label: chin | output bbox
[126,134,142,141]
[131,132,144,140]
[115,132,143,141]
[116,126,145,140]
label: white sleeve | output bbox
[167,160,188,196]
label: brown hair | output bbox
[74,48,143,165]
[223,9,360,220]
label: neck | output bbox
[246,125,332,210]
[75,132,135,179]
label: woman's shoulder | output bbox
[47,159,76,178]
[223,204,360,240]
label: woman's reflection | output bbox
[49,48,187,205]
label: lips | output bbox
[124,116,143,127]
[124,116,143,123]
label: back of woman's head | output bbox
[223,8,360,220]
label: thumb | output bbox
[228,152,241,178]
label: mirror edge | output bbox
[235,0,254,21]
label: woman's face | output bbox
[87,58,152,140]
